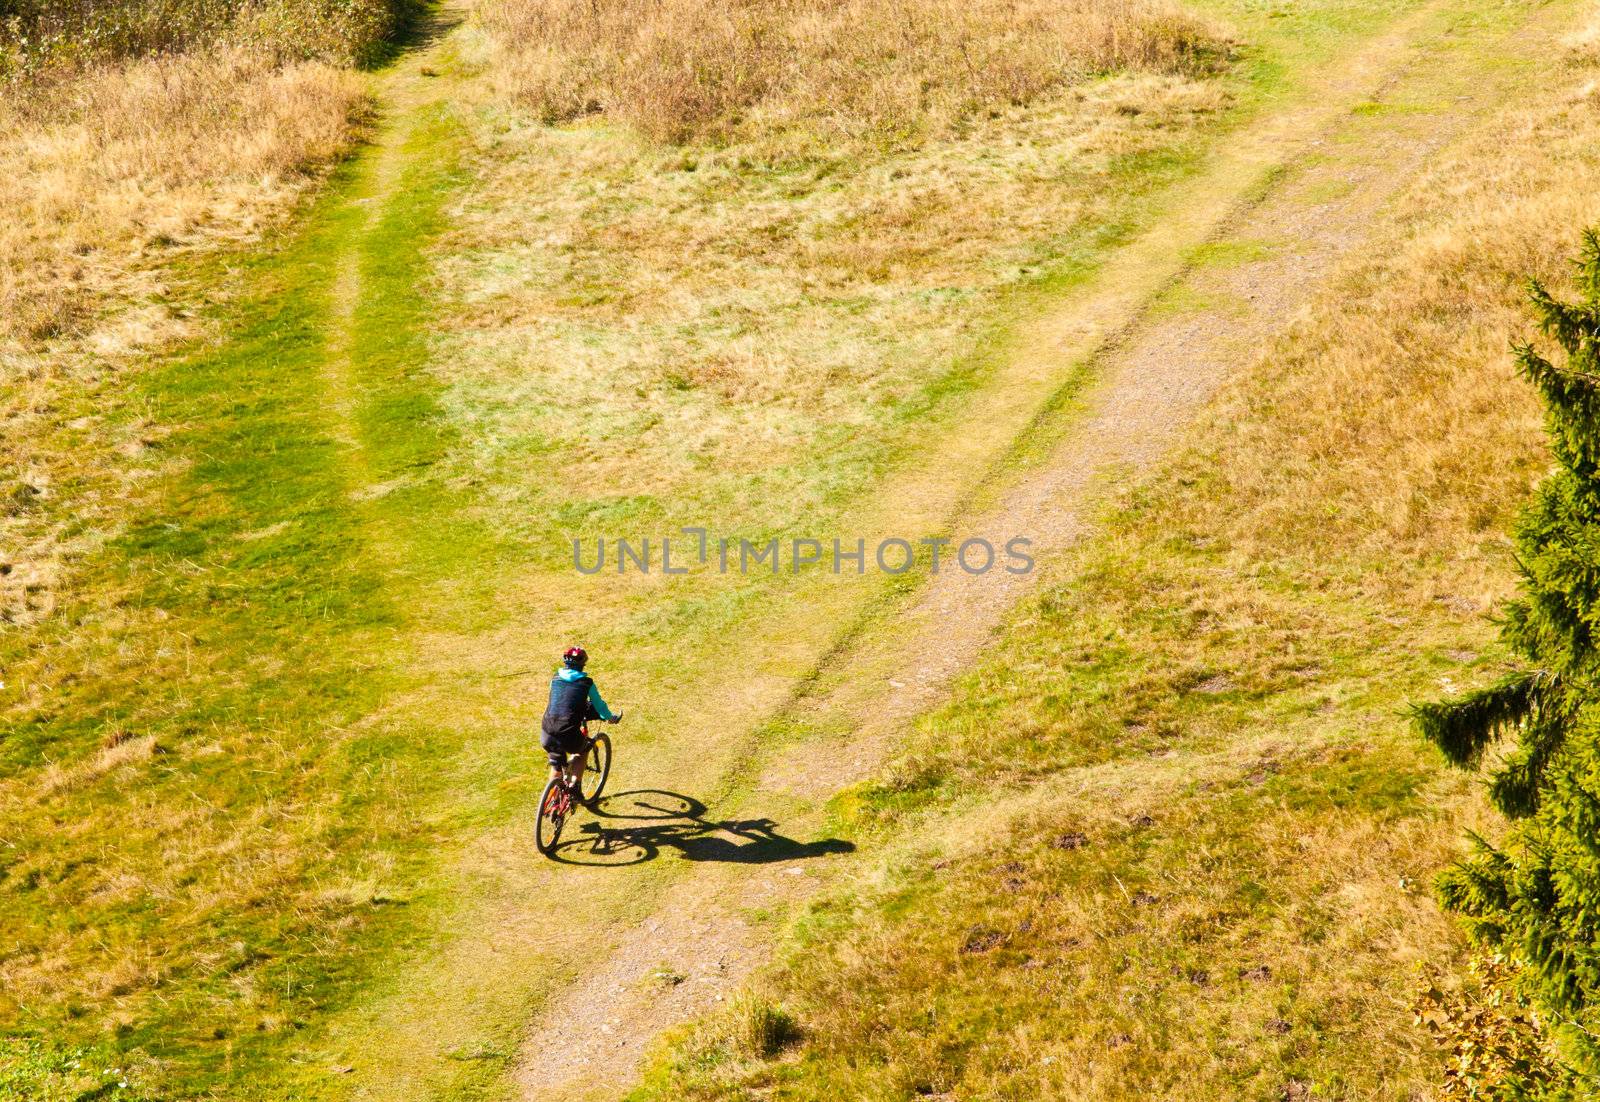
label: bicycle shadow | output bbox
[546,789,856,868]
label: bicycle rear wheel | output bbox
[580,733,611,806]
[535,776,570,856]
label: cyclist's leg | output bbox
[568,744,587,791]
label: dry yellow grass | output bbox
[0,48,368,627]
[35,732,162,798]
[453,0,1230,518]
[1,49,363,345]
[0,0,404,72]
[477,0,1225,145]
[441,0,1230,538]
[659,742,1485,1099]
[1567,8,1600,62]
[1188,100,1600,581]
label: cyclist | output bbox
[541,645,619,796]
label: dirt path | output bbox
[504,3,1575,1098]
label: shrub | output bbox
[0,0,409,77]
[1414,954,1577,1101]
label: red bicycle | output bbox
[535,722,614,857]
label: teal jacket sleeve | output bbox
[588,681,616,721]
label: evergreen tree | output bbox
[1416,228,1600,1086]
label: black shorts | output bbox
[541,726,587,768]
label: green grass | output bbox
[635,744,1468,1100]
[1184,238,1281,268]
[0,1037,152,1102]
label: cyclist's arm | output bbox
[588,681,617,722]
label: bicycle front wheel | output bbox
[535,776,569,856]
[580,733,612,806]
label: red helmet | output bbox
[562,646,587,669]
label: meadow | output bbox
[4,0,1588,1098]
[630,8,1600,1098]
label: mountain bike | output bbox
[535,721,614,857]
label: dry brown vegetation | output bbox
[443,3,1231,540]
[477,0,1226,145]
[1188,97,1600,581]
[1,51,363,347]
[0,0,405,73]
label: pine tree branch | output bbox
[1528,281,1600,367]
[1414,231,1600,1058]
[1487,715,1566,819]
[1576,225,1600,304]
[1437,835,1515,943]
[1516,343,1600,480]
[1516,340,1600,399]
[1412,670,1555,768]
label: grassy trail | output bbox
[0,6,482,1094]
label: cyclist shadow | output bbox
[548,789,856,868]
